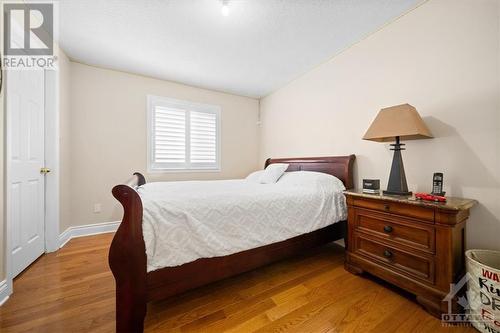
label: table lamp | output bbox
[363,104,433,196]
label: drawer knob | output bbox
[383,250,393,258]
[383,225,393,233]
[384,204,390,211]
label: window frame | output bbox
[147,95,221,173]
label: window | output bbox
[147,95,221,171]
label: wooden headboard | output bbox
[265,155,356,189]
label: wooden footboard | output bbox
[109,173,148,332]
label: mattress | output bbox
[137,171,347,272]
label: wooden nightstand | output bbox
[344,190,477,317]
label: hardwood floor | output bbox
[0,233,474,333]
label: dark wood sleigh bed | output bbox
[109,155,355,332]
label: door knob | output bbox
[40,167,51,174]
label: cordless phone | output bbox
[431,172,445,196]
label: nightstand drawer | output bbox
[353,209,435,253]
[354,235,435,284]
[352,197,434,222]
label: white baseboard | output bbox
[59,221,120,248]
[0,280,11,307]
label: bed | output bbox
[109,155,355,332]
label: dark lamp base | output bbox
[385,136,412,197]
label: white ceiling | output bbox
[60,0,421,98]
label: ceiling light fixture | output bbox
[221,0,229,16]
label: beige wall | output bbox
[68,63,259,227]
[260,0,500,250]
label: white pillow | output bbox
[259,163,289,184]
[278,171,346,191]
[246,170,265,183]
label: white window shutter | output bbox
[148,95,220,171]
[190,111,217,165]
[153,106,186,165]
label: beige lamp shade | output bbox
[363,103,433,142]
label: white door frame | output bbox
[3,66,60,299]
[44,68,60,253]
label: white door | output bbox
[7,69,46,277]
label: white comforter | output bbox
[137,171,347,272]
